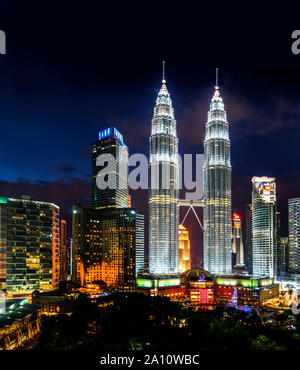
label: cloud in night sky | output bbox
[0,177,90,226]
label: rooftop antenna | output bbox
[162,60,166,83]
[213,67,220,98]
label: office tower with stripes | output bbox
[252,176,277,278]
[288,197,300,274]
[92,127,129,209]
[149,71,179,274]
[135,213,145,274]
[203,78,232,274]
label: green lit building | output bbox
[0,196,60,296]
[136,274,186,300]
[214,275,279,306]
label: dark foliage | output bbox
[35,293,300,350]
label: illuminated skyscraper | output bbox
[288,197,300,274]
[178,224,191,273]
[92,127,129,209]
[72,204,136,292]
[231,212,244,267]
[203,74,232,274]
[60,219,68,282]
[135,214,145,274]
[252,177,277,278]
[245,204,253,274]
[0,196,60,295]
[149,67,179,274]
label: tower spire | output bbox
[213,67,220,98]
[162,60,166,84]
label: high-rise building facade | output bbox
[245,204,253,274]
[279,237,289,276]
[178,224,191,273]
[72,204,136,292]
[92,127,129,209]
[203,83,232,274]
[0,196,60,295]
[231,212,244,267]
[252,177,277,278]
[149,76,179,274]
[288,197,300,274]
[135,213,145,275]
[60,219,68,282]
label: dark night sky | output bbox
[0,2,300,266]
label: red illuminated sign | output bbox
[264,185,272,191]
[232,214,241,221]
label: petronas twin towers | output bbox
[149,67,231,276]
[203,84,232,274]
[149,76,179,274]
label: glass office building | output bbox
[252,177,277,278]
[72,204,136,292]
[288,197,300,274]
[92,127,129,209]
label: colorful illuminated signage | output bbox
[232,213,241,221]
[98,127,125,146]
[136,278,181,288]
[216,278,273,288]
[263,183,272,191]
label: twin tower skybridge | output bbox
[178,199,206,231]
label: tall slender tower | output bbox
[288,197,300,274]
[252,176,277,278]
[204,70,232,274]
[92,127,129,209]
[149,63,179,274]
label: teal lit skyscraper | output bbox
[203,76,232,275]
[288,197,300,274]
[252,176,277,278]
[149,69,179,274]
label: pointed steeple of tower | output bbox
[213,68,221,98]
[149,62,179,274]
[160,60,168,93]
[204,68,232,275]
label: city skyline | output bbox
[1,1,300,355]
[0,67,298,268]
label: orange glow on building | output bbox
[178,224,191,273]
[189,281,214,305]
[72,204,136,292]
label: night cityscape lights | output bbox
[0,67,300,352]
